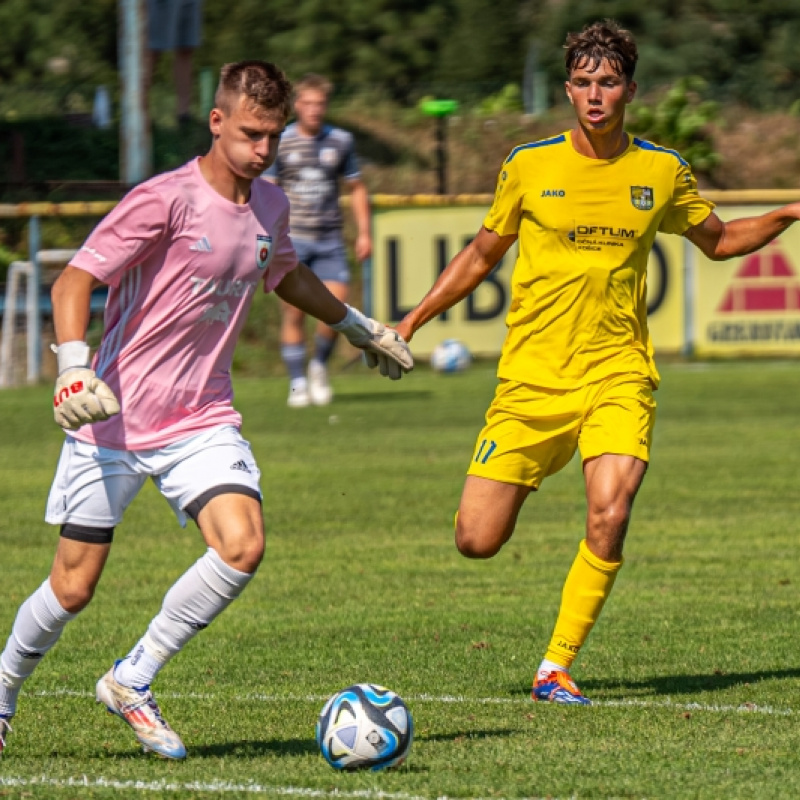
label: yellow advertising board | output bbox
[371,203,686,358]
[694,206,800,356]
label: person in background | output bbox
[264,74,372,407]
[148,0,204,125]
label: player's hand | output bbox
[331,305,414,380]
[52,342,120,430]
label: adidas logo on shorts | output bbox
[230,460,251,473]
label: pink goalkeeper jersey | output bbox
[68,157,298,450]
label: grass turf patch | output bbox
[1,360,800,798]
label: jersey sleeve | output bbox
[263,195,299,292]
[68,186,168,287]
[483,154,523,236]
[341,133,361,180]
[659,160,715,235]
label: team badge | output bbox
[256,234,273,270]
[630,186,654,211]
[320,147,338,167]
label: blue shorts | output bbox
[293,235,350,285]
[148,0,203,51]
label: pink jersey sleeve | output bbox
[69,186,168,286]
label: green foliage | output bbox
[628,77,722,174]
[476,84,523,116]
[0,243,23,283]
[527,0,800,110]
[3,363,800,796]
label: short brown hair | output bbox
[215,60,292,117]
[293,73,333,100]
[564,20,638,82]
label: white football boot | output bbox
[96,664,186,759]
[287,377,311,408]
[308,360,333,405]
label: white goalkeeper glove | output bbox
[331,305,414,380]
[52,341,120,430]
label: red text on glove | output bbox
[54,381,85,408]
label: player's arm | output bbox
[347,177,372,262]
[684,203,800,260]
[51,265,120,430]
[274,262,348,323]
[395,226,517,343]
[274,263,413,378]
[52,265,104,343]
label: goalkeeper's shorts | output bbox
[45,424,261,529]
[466,373,656,489]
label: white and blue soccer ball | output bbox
[316,683,413,771]
[430,338,471,373]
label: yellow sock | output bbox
[543,539,622,670]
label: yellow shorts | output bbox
[467,374,656,489]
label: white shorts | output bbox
[46,425,261,529]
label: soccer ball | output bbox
[430,338,471,373]
[316,683,413,771]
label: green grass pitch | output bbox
[2,360,800,798]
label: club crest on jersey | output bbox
[631,186,654,211]
[320,147,338,167]
[256,234,273,270]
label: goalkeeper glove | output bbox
[52,341,120,430]
[331,305,414,380]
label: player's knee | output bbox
[53,579,96,613]
[455,518,505,559]
[589,502,630,536]
[218,530,265,574]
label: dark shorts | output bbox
[292,235,350,285]
[148,0,203,51]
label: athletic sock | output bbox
[312,333,337,365]
[535,658,568,682]
[281,343,307,382]
[542,539,623,672]
[114,548,254,689]
[0,579,77,715]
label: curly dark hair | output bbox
[564,19,638,82]
[215,60,292,117]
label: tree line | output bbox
[0,0,799,110]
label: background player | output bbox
[147,0,204,125]
[264,74,372,407]
[0,60,411,759]
[394,19,800,705]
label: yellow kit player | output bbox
[395,19,800,704]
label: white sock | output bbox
[114,548,254,689]
[0,579,76,715]
[536,658,568,682]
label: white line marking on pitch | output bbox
[0,776,566,800]
[27,688,793,717]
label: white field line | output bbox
[27,688,794,717]
[0,776,568,800]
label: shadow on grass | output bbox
[419,727,518,743]
[511,667,800,699]
[192,728,517,764]
[192,738,318,759]
[582,668,800,696]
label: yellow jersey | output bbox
[484,130,714,389]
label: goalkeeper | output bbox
[0,60,411,759]
[395,19,800,705]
